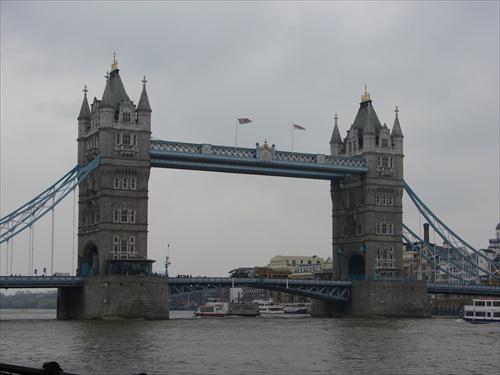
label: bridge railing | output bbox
[149,139,368,172]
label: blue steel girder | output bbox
[0,156,101,244]
[426,283,500,297]
[0,276,84,288]
[150,140,368,180]
[168,277,352,302]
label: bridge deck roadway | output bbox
[149,140,369,180]
[169,277,352,302]
[1,277,499,298]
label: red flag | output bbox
[238,118,252,124]
[293,123,305,130]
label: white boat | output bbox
[282,302,311,314]
[194,298,260,317]
[252,299,284,314]
[459,299,500,323]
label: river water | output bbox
[0,309,499,375]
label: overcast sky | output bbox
[1,1,498,278]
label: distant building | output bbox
[487,223,500,254]
[231,255,329,303]
[267,255,324,274]
[478,223,500,283]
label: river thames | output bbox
[0,309,499,375]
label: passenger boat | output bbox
[194,298,260,317]
[459,299,500,323]
[252,299,284,314]
[282,302,311,314]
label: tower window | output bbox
[113,210,137,224]
[122,112,131,123]
[382,138,388,148]
[377,156,393,168]
[111,235,138,260]
[114,177,137,190]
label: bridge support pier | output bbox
[57,276,169,320]
[311,280,431,318]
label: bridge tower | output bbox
[58,55,168,320]
[76,54,153,277]
[330,87,404,281]
[318,87,430,317]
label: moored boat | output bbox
[252,299,284,314]
[459,299,500,323]
[282,302,311,314]
[194,298,260,317]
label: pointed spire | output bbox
[78,85,91,120]
[391,106,403,137]
[363,105,375,135]
[330,113,342,145]
[101,78,114,109]
[330,114,343,156]
[137,75,152,113]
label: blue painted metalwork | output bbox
[149,139,368,180]
[404,182,500,281]
[403,224,478,284]
[0,276,84,288]
[427,282,500,296]
[168,277,352,301]
[0,156,101,244]
[1,276,499,298]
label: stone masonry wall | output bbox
[311,280,431,318]
[351,280,431,317]
[58,275,169,319]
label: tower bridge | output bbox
[1,57,499,319]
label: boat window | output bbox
[492,301,500,307]
[466,311,474,317]
[494,312,500,318]
[475,311,486,317]
[474,301,486,306]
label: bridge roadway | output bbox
[149,140,369,180]
[1,276,499,299]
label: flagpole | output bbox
[292,123,294,156]
[235,118,238,149]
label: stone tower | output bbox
[310,87,429,317]
[76,54,153,276]
[329,86,404,281]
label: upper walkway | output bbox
[150,140,368,180]
[1,276,500,300]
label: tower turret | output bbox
[391,106,404,154]
[330,114,343,156]
[99,76,115,126]
[137,76,152,130]
[77,86,91,138]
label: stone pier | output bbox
[311,280,431,318]
[57,276,169,320]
